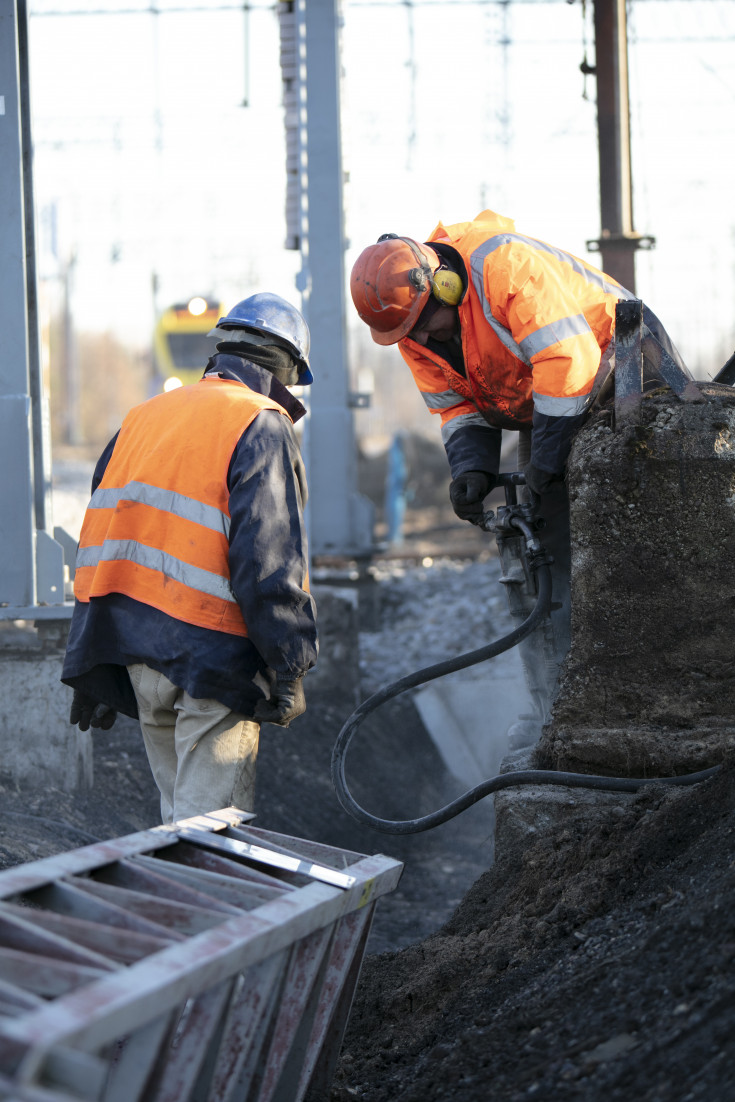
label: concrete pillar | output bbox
[535,381,735,777]
[0,622,93,793]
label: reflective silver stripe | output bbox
[422,388,464,411]
[470,233,636,299]
[469,235,618,369]
[532,392,591,417]
[519,314,592,359]
[469,249,531,365]
[76,546,100,569]
[89,482,231,539]
[76,540,237,603]
[441,411,490,444]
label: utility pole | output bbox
[587,0,654,292]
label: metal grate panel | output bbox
[0,809,402,1101]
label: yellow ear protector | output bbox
[431,267,463,307]
[378,233,464,308]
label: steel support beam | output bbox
[295,0,374,557]
[0,0,70,618]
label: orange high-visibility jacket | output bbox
[74,377,293,637]
[398,209,631,450]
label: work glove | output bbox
[524,463,561,497]
[449,470,497,523]
[70,690,117,732]
[253,676,306,728]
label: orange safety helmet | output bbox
[350,234,445,346]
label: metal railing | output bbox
[0,808,402,1101]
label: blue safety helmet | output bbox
[213,292,313,385]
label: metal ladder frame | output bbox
[0,808,402,1102]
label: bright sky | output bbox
[27,0,735,377]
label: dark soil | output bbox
[332,757,735,1101]
[0,714,162,868]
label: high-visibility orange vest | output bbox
[74,377,292,637]
[399,209,632,446]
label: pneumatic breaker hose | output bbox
[330,560,720,835]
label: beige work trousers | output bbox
[128,663,260,825]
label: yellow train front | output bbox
[153,296,222,391]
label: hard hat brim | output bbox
[367,284,431,345]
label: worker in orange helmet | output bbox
[350,209,689,741]
[351,209,687,506]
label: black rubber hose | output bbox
[331,561,551,833]
[330,561,721,835]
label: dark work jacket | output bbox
[61,355,318,719]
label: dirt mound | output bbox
[332,757,735,1100]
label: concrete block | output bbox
[0,621,92,792]
[536,382,735,776]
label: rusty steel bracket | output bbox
[614,299,701,428]
[614,299,644,426]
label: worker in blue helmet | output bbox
[62,292,318,825]
[208,291,314,386]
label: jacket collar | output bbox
[202,353,307,423]
[430,241,468,304]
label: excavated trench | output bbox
[328,385,735,1101]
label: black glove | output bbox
[524,463,561,497]
[253,676,306,728]
[70,690,117,732]
[449,470,497,523]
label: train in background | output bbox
[152,296,223,391]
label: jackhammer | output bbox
[331,473,720,835]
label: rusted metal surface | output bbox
[614,298,644,426]
[614,299,701,430]
[280,907,373,1102]
[0,808,403,1101]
